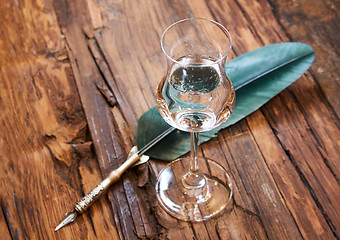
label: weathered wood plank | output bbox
[261,85,340,237]
[94,0,269,238]
[0,0,118,239]
[228,0,340,236]
[92,0,302,239]
[203,122,303,239]
[208,0,340,237]
[53,0,160,239]
[247,110,336,239]
[83,0,340,238]
[269,0,340,119]
[0,207,12,240]
[1,0,339,239]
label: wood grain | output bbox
[0,0,118,239]
[269,0,340,119]
[0,0,339,239]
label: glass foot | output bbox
[156,157,233,221]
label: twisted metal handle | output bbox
[74,152,140,213]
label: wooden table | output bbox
[1,0,339,239]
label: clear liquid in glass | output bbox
[157,56,235,132]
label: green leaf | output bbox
[136,42,314,160]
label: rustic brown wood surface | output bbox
[0,0,339,239]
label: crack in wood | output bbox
[135,178,165,239]
[1,200,14,240]
[92,37,137,122]
[107,192,125,240]
[189,222,205,240]
[43,135,83,194]
[213,126,292,239]
[234,197,271,240]
[316,145,339,184]
[233,201,258,218]
[284,149,339,239]
[87,38,122,104]
[86,36,137,130]
[87,212,98,238]
[46,48,69,62]
[244,118,307,239]
[12,193,28,239]
[284,86,340,185]
[95,81,117,107]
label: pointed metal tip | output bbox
[55,210,77,231]
[54,224,63,232]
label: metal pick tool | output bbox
[55,127,175,231]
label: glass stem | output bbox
[182,132,206,189]
[190,132,199,174]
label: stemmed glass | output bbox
[156,18,235,221]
